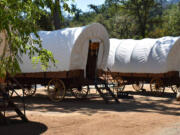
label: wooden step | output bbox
[95,79,120,103]
[0,89,28,123]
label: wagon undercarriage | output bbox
[103,69,180,95]
[3,69,120,103]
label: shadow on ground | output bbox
[127,90,176,98]
[10,88,179,116]
[0,120,47,135]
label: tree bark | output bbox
[53,0,61,30]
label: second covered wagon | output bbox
[105,37,180,94]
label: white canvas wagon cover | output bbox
[107,37,180,74]
[20,23,109,73]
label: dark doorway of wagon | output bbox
[86,40,100,80]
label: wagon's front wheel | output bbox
[132,81,144,91]
[47,79,66,102]
[150,78,165,96]
[71,85,89,99]
[24,84,37,97]
[110,77,125,95]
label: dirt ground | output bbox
[1,84,180,135]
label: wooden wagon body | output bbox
[11,70,84,88]
[110,71,179,85]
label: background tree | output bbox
[88,4,100,14]
[34,0,73,30]
[66,0,180,39]
[0,0,55,77]
[37,11,53,30]
[162,3,180,36]
[121,0,156,38]
[71,4,82,21]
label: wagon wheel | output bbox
[113,77,125,93]
[171,84,180,94]
[24,84,37,97]
[107,76,115,89]
[47,79,66,102]
[132,81,144,91]
[150,78,165,96]
[71,85,89,99]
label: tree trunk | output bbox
[53,0,61,30]
[141,26,146,38]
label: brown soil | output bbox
[0,85,180,135]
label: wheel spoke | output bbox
[47,79,66,102]
[132,81,144,91]
[71,86,89,99]
[150,78,165,95]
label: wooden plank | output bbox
[15,72,44,78]
[14,70,84,79]
[45,72,67,78]
[103,71,179,78]
[15,71,67,79]
[67,70,84,78]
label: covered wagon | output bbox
[105,37,180,94]
[1,23,112,102]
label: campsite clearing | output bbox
[0,84,180,135]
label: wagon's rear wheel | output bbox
[24,84,37,97]
[6,80,14,97]
[132,81,144,91]
[150,78,165,96]
[47,79,66,102]
[113,77,125,93]
[171,84,180,94]
[71,85,89,99]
